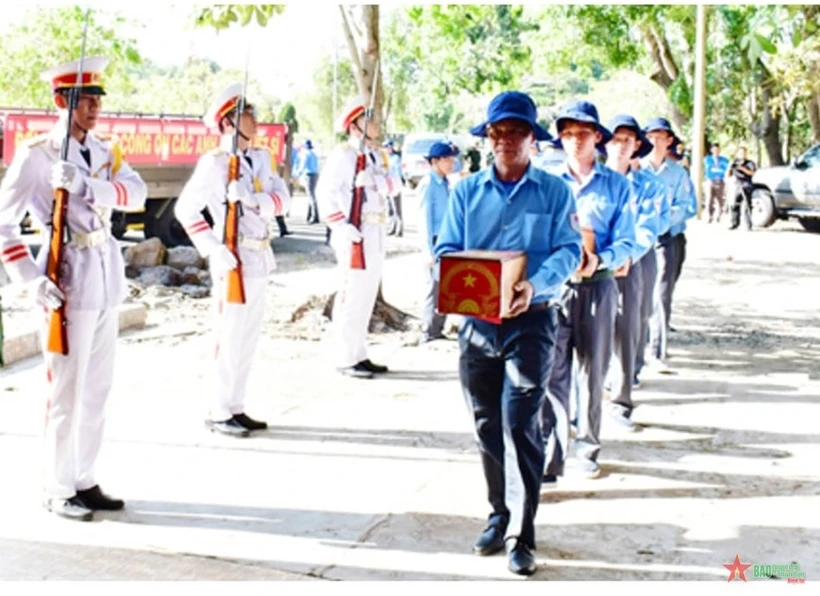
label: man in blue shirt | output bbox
[417,141,458,342]
[435,91,581,576]
[641,117,697,366]
[293,139,321,224]
[604,115,663,430]
[541,101,635,483]
[704,142,730,224]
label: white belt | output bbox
[69,228,110,249]
[361,213,387,225]
[239,235,271,251]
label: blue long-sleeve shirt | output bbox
[641,156,696,236]
[293,149,319,177]
[434,164,581,304]
[626,168,663,262]
[417,171,450,255]
[704,154,729,181]
[552,161,635,271]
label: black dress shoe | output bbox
[473,524,506,556]
[206,418,250,437]
[279,230,293,237]
[507,540,537,576]
[359,359,388,374]
[339,362,374,379]
[46,496,93,521]
[76,485,125,511]
[233,413,268,431]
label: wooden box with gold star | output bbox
[437,250,527,323]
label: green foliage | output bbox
[116,58,280,120]
[0,7,143,108]
[279,103,298,136]
[194,5,285,30]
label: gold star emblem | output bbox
[463,273,476,288]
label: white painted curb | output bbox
[1,303,147,368]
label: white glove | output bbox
[354,170,376,189]
[208,245,239,275]
[50,161,85,195]
[341,223,363,243]
[31,276,65,310]
[226,181,258,208]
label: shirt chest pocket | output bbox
[522,213,552,252]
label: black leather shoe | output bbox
[359,359,388,374]
[233,413,268,431]
[76,485,125,511]
[473,524,506,556]
[46,496,93,521]
[206,418,250,437]
[507,540,537,576]
[339,363,374,379]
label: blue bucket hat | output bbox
[425,141,460,161]
[470,91,552,142]
[643,117,678,138]
[553,100,613,150]
[304,139,313,150]
[607,114,653,159]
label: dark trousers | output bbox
[276,215,289,235]
[387,193,404,236]
[650,233,676,361]
[544,278,617,470]
[422,264,445,340]
[672,233,686,286]
[306,173,320,223]
[459,308,556,548]
[610,262,643,417]
[635,250,657,377]
[707,180,725,222]
[730,184,753,230]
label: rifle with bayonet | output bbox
[45,10,91,355]
[223,49,252,305]
[349,61,380,270]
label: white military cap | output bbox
[40,56,109,95]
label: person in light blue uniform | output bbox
[384,140,405,236]
[293,139,321,224]
[435,91,581,576]
[704,142,730,223]
[641,117,697,366]
[417,141,459,342]
[603,115,663,429]
[541,100,635,481]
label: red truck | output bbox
[0,108,287,247]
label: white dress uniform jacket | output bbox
[0,120,147,501]
[317,139,401,369]
[175,138,291,422]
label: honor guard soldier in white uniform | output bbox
[175,83,291,437]
[316,98,402,379]
[0,57,147,521]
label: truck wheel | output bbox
[750,187,777,228]
[145,198,191,248]
[798,218,820,233]
[111,212,127,239]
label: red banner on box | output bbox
[1,113,287,167]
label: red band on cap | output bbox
[52,72,102,92]
[343,106,365,131]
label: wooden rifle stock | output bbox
[46,187,69,355]
[349,153,367,270]
[224,154,246,304]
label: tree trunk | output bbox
[759,75,785,166]
[808,91,820,144]
[282,133,293,192]
[640,24,689,129]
